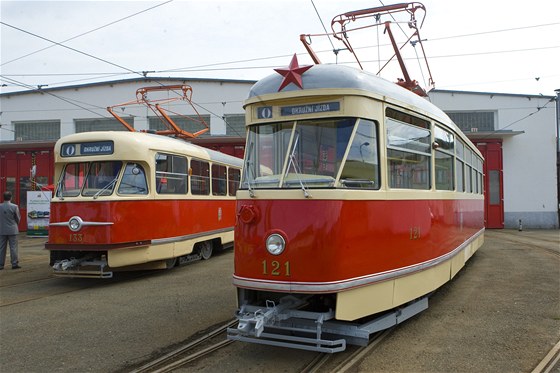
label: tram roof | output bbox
[248,64,453,127]
[55,131,243,167]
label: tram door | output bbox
[1,151,53,232]
[475,141,504,229]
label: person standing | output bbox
[0,191,21,270]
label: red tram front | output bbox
[227,64,484,352]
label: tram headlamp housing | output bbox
[266,234,285,255]
[68,216,83,232]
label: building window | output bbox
[14,120,60,140]
[224,114,246,137]
[446,112,495,133]
[149,115,211,137]
[75,118,131,132]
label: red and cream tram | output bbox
[227,62,484,352]
[227,3,484,352]
[46,131,242,278]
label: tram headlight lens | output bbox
[68,216,83,232]
[266,234,285,255]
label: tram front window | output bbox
[82,161,122,197]
[57,162,89,197]
[242,118,378,190]
[118,163,148,195]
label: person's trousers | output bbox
[0,235,19,268]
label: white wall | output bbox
[0,78,254,140]
[429,91,558,228]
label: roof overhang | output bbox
[465,130,524,140]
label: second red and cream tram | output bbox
[46,131,242,278]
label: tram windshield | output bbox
[56,161,123,198]
[242,118,379,191]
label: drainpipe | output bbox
[556,89,560,228]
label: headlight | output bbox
[266,233,285,255]
[68,216,83,232]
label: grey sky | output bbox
[1,0,559,96]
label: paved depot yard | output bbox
[0,229,558,372]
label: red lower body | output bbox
[46,199,236,250]
[234,198,484,289]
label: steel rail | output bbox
[130,319,237,373]
[300,328,394,373]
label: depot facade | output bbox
[1,77,558,229]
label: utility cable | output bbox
[1,21,144,77]
[1,0,174,67]
[309,0,337,59]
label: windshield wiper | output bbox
[283,133,311,198]
[93,177,118,199]
[244,142,255,198]
[55,178,65,200]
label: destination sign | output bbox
[280,102,340,116]
[61,141,114,157]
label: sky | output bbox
[1,0,559,97]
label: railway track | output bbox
[0,269,152,307]
[128,319,237,373]
[300,328,394,373]
[127,322,395,373]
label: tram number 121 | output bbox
[262,260,291,276]
[409,226,421,240]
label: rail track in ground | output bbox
[127,319,237,373]
[300,328,394,373]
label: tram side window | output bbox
[464,148,472,193]
[228,168,241,196]
[434,126,454,191]
[191,159,210,195]
[58,163,88,197]
[386,109,431,190]
[339,119,379,189]
[83,161,122,196]
[118,163,148,195]
[476,156,484,194]
[455,140,465,192]
[155,153,188,194]
[211,164,227,196]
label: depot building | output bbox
[1,77,558,230]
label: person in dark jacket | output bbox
[0,191,21,269]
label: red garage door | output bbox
[475,140,504,229]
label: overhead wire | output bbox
[309,0,337,61]
[0,2,243,136]
[0,76,115,119]
[3,20,557,91]
[1,21,145,78]
[0,0,174,67]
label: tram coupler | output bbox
[234,296,306,337]
[52,258,113,278]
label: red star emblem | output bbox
[274,54,312,91]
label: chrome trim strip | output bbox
[233,228,485,293]
[50,221,113,227]
[151,227,234,245]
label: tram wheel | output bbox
[198,241,213,260]
[165,257,177,269]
